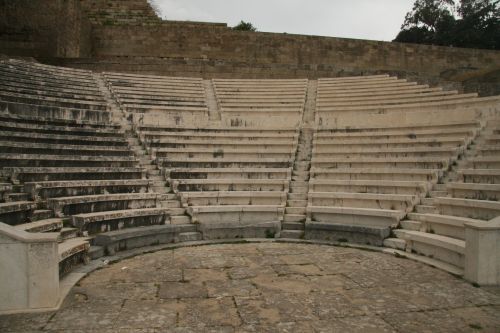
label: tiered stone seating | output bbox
[0,59,193,277]
[315,74,500,128]
[103,72,209,126]
[136,125,298,238]
[213,79,308,128]
[0,59,110,122]
[392,118,500,271]
[306,121,480,245]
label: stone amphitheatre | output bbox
[1,0,500,331]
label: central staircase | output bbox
[281,80,317,238]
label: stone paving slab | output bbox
[1,242,500,332]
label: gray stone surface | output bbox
[1,242,500,332]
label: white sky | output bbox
[153,0,416,41]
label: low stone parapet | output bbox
[94,224,196,255]
[465,217,500,285]
[0,222,59,314]
[304,221,391,246]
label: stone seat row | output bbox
[310,156,450,169]
[0,90,108,111]
[151,147,296,160]
[1,100,112,123]
[6,59,93,76]
[164,167,292,180]
[24,179,152,201]
[309,168,441,182]
[0,114,122,135]
[318,87,452,101]
[0,76,103,99]
[0,83,106,103]
[0,64,97,87]
[2,167,146,184]
[312,146,463,158]
[0,153,137,168]
[318,92,474,108]
[319,83,439,97]
[0,131,127,146]
[0,141,133,157]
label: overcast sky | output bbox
[153,0,416,41]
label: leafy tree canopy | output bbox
[394,0,500,50]
[233,21,257,32]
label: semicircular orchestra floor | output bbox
[2,243,500,333]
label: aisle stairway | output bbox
[281,81,316,238]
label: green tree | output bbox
[394,0,500,50]
[233,21,257,32]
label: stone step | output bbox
[88,245,104,260]
[433,184,447,191]
[287,200,307,207]
[148,175,164,181]
[58,227,79,242]
[11,185,24,192]
[6,192,30,201]
[142,164,157,171]
[415,205,439,214]
[282,222,305,230]
[160,200,181,208]
[400,220,422,231]
[31,209,53,221]
[152,186,169,193]
[383,237,406,250]
[420,198,436,206]
[285,207,306,215]
[283,214,306,222]
[148,170,161,176]
[178,232,202,242]
[280,230,304,239]
[287,193,307,200]
[165,208,186,216]
[290,186,308,193]
[430,190,448,198]
[171,215,191,224]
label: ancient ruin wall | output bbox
[0,0,92,58]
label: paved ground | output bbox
[2,242,500,332]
